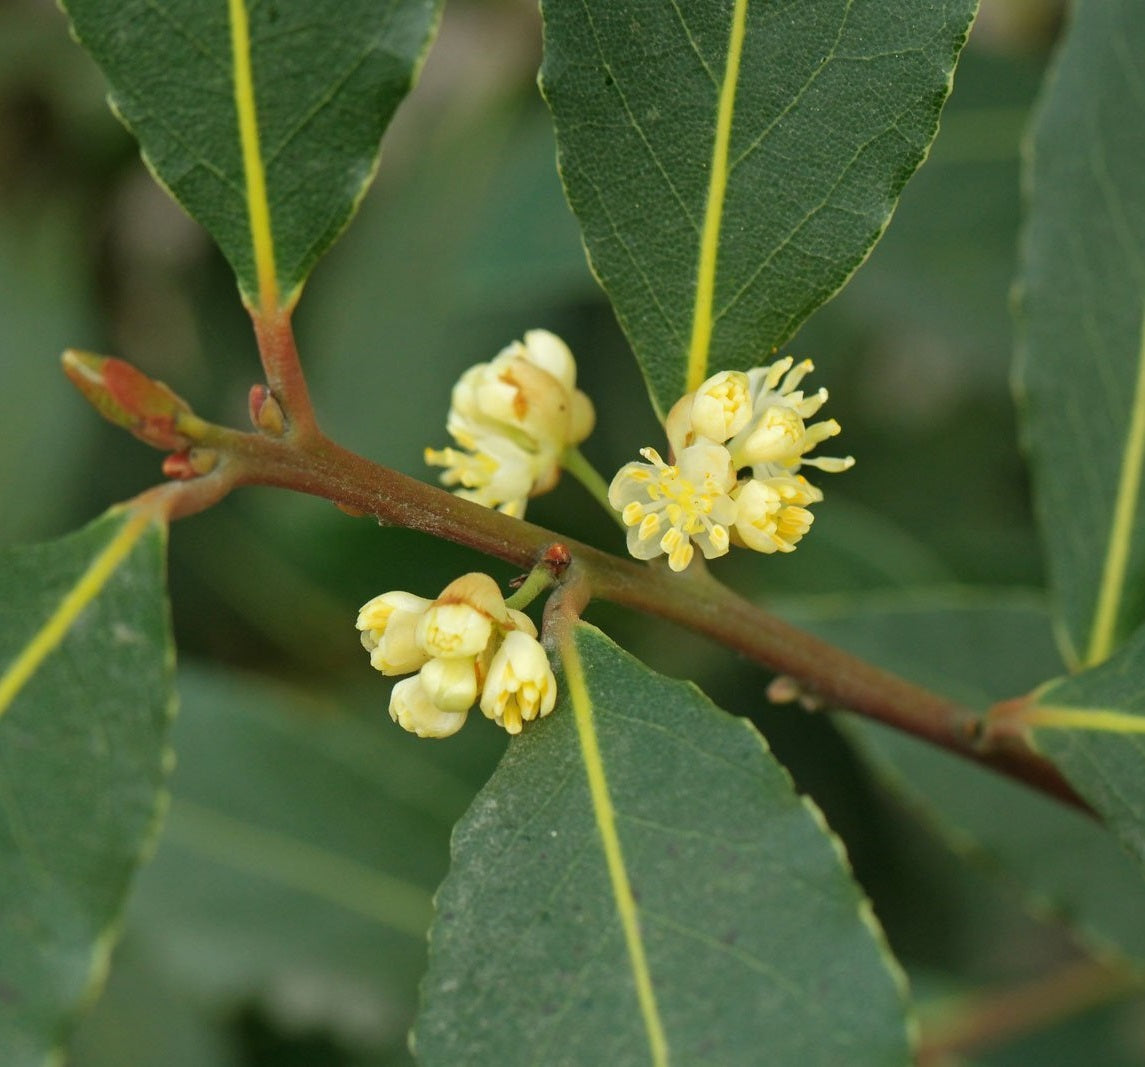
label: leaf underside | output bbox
[0,510,173,1065]
[415,623,909,1066]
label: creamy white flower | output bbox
[417,602,494,660]
[479,630,557,735]
[689,370,753,444]
[732,475,822,554]
[424,423,539,518]
[390,675,468,738]
[359,571,558,738]
[608,442,738,571]
[426,330,595,517]
[419,655,481,713]
[728,357,854,476]
[356,591,433,675]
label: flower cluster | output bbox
[356,572,557,738]
[608,358,853,571]
[425,330,595,518]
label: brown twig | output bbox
[162,423,1087,815]
[916,958,1139,1065]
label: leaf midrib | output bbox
[563,630,669,1066]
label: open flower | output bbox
[608,442,737,571]
[611,356,852,568]
[732,475,822,554]
[728,358,854,477]
[426,330,595,517]
[424,427,538,517]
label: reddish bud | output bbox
[63,349,195,450]
[162,451,198,480]
[542,542,572,574]
[162,448,218,480]
[248,384,285,435]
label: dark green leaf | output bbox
[60,0,441,305]
[125,664,499,1056]
[1027,624,1145,876]
[0,509,173,1065]
[415,624,909,1066]
[782,589,1145,964]
[541,0,977,416]
[1016,0,1145,668]
[0,210,96,544]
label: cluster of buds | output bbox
[425,330,595,517]
[608,358,854,571]
[357,573,557,738]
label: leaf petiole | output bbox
[561,446,624,529]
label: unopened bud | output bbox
[248,384,285,435]
[162,448,218,480]
[63,350,197,451]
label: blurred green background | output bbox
[5,0,1145,1063]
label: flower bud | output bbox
[521,329,577,392]
[479,631,557,735]
[417,603,493,660]
[729,405,806,468]
[357,591,432,675]
[427,330,595,517]
[417,572,508,660]
[690,370,752,443]
[390,676,468,738]
[63,350,198,451]
[419,655,480,713]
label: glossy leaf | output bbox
[0,509,173,1065]
[60,0,441,307]
[123,664,501,1057]
[783,589,1145,965]
[540,0,977,416]
[415,623,909,1066]
[1026,624,1145,877]
[1016,0,1145,668]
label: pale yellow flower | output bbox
[419,655,481,713]
[390,675,468,738]
[733,475,822,554]
[358,571,555,738]
[426,330,595,517]
[728,358,853,476]
[610,356,852,567]
[479,630,557,735]
[356,591,432,675]
[608,442,738,571]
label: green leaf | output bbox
[124,663,500,1056]
[1026,623,1145,877]
[68,936,240,1067]
[0,508,173,1066]
[783,589,1145,965]
[59,0,441,308]
[1016,0,1145,669]
[415,623,909,1066]
[0,209,96,544]
[540,0,978,416]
